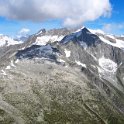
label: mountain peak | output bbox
[60,26,100,46]
[81,27,89,32]
[36,28,46,36]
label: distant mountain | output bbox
[0,34,22,47]
[0,27,124,124]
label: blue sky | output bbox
[0,18,62,36]
[0,0,124,36]
[85,0,124,34]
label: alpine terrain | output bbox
[0,27,124,124]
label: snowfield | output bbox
[35,35,64,45]
[99,36,124,49]
[98,56,117,73]
[89,29,105,35]
[0,35,22,47]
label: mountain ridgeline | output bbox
[0,27,124,124]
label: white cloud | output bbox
[102,23,124,34]
[18,28,30,35]
[0,0,111,27]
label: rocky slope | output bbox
[0,27,124,124]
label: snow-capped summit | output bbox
[60,27,100,46]
[74,26,85,33]
[89,29,105,35]
[33,28,73,46]
[36,29,46,36]
[0,35,22,47]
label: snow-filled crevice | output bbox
[64,49,71,58]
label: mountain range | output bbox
[0,27,124,124]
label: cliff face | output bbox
[0,27,124,124]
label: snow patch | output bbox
[6,60,17,70]
[15,59,19,64]
[98,57,117,73]
[106,35,115,39]
[6,66,11,70]
[11,60,16,67]
[35,35,64,46]
[58,59,65,63]
[75,61,86,68]
[64,49,71,58]
[91,65,96,68]
[78,41,87,50]
[20,47,26,50]
[1,70,7,75]
[89,29,105,34]
[99,36,124,49]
